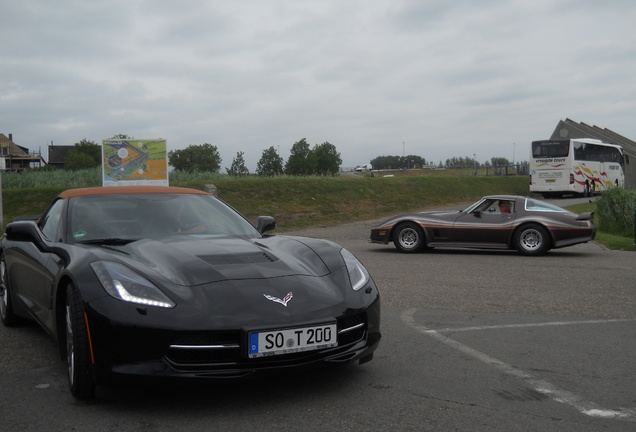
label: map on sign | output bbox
[102,139,168,186]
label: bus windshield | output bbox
[532,140,569,158]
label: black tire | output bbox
[393,222,426,253]
[513,224,550,256]
[65,284,95,399]
[0,254,19,327]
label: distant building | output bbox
[48,145,76,170]
[0,133,45,171]
[549,119,636,189]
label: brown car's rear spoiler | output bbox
[576,211,595,221]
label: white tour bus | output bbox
[529,138,624,197]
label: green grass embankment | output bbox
[2,176,529,231]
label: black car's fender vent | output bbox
[164,312,367,367]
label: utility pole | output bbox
[0,171,3,231]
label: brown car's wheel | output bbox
[393,222,425,253]
[513,224,550,256]
[65,283,95,399]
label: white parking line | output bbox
[402,309,636,422]
[430,319,633,334]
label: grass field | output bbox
[1,170,633,250]
[2,174,529,230]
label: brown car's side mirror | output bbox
[256,216,276,234]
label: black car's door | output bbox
[451,200,516,246]
[5,199,65,330]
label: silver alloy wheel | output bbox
[519,227,543,252]
[398,227,419,249]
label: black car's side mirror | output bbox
[5,220,70,265]
[5,221,45,245]
[256,216,276,234]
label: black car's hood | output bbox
[112,235,332,287]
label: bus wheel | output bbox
[514,224,550,256]
[393,222,425,253]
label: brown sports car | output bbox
[370,195,596,256]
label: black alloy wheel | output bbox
[0,254,18,326]
[65,283,95,399]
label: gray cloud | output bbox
[1,0,635,170]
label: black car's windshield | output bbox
[68,193,260,243]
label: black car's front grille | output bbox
[167,330,241,364]
[171,330,240,346]
[164,312,367,368]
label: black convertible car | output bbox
[1,186,380,398]
[370,195,596,255]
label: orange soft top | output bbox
[58,186,209,199]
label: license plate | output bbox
[248,323,337,358]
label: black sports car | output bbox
[1,186,380,398]
[370,195,596,255]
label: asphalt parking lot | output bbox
[1,199,634,431]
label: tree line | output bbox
[40,136,342,177]
[370,155,523,170]
[40,135,523,176]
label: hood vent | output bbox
[198,252,277,266]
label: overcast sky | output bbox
[2,0,635,171]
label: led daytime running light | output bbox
[113,280,173,308]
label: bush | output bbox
[596,187,636,237]
[2,167,101,188]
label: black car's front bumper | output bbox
[84,294,381,385]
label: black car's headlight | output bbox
[340,248,371,291]
[91,261,176,308]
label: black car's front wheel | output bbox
[513,224,550,256]
[393,222,425,253]
[65,284,95,399]
[0,253,18,327]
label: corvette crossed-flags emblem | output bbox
[263,292,293,307]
